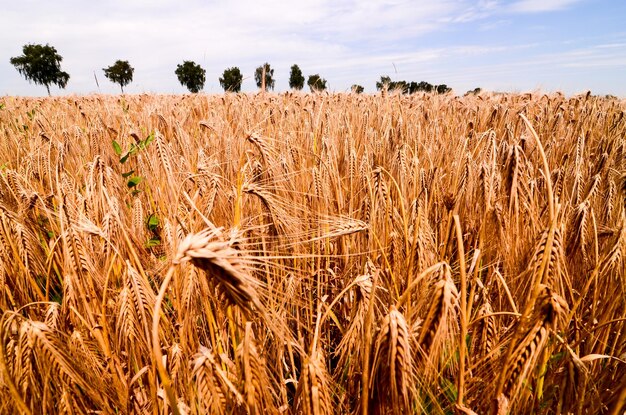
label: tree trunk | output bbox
[120,84,124,94]
[46,84,50,96]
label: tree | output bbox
[254,63,275,91]
[415,81,434,93]
[351,84,364,94]
[289,64,305,90]
[10,43,70,96]
[103,60,134,93]
[376,76,409,93]
[436,84,452,94]
[307,74,327,92]
[175,61,206,93]
[465,87,482,96]
[219,67,243,92]
[407,82,419,94]
[376,76,392,91]
[392,80,408,94]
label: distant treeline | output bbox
[9,42,483,96]
[375,76,452,94]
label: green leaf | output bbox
[147,214,159,231]
[121,170,135,178]
[0,103,5,110]
[120,145,138,164]
[127,176,144,188]
[143,132,155,148]
[145,238,161,248]
[112,140,122,156]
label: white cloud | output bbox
[508,0,582,13]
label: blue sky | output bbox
[1,0,625,96]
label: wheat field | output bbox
[0,91,624,414]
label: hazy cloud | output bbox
[508,0,583,13]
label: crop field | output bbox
[0,92,624,414]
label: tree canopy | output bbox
[465,87,482,96]
[289,64,305,90]
[255,63,275,91]
[436,84,452,94]
[307,74,327,92]
[103,60,134,93]
[351,84,364,94]
[414,81,434,93]
[375,76,392,91]
[376,76,451,95]
[219,67,243,92]
[10,43,70,96]
[175,61,206,93]
[376,76,409,93]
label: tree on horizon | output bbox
[103,60,134,93]
[175,61,206,93]
[436,84,452,94]
[307,74,327,92]
[255,63,275,91]
[289,64,305,90]
[10,43,70,96]
[219,67,243,92]
[376,75,392,91]
[351,84,364,94]
[465,87,482,96]
[376,76,409,93]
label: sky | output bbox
[1,0,625,96]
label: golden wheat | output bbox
[0,92,624,414]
